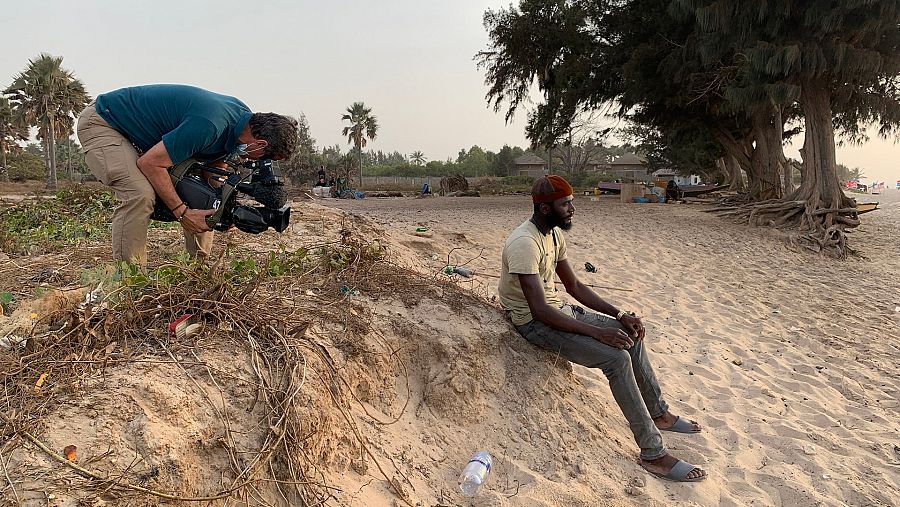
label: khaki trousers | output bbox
[76,104,213,265]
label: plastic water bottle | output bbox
[458,451,492,497]
[453,266,474,278]
[443,265,474,278]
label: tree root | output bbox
[705,198,862,258]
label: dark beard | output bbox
[547,209,573,231]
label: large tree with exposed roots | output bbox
[682,0,900,255]
[478,0,900,257]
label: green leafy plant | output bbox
[265,247,308,277]
[0,292,12,314]
[0,186,114,254]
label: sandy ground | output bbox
[322,189,900,507]
[1,187,897,506]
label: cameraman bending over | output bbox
[77,84,297,266]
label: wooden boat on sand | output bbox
[595,182,727,197]
[856,202,879,214]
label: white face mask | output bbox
[236,141,267,158]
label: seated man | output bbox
[498,175,707,482]
[665,179,682,202]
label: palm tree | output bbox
[5,54,89,191]
[0,97,28,183]
[341,102,378,188]
[410,150,426,166]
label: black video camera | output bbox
[150,157,290,234]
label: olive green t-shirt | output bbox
[498,220,567,325]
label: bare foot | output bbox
[653,411,702,432]
[641,453,707,481]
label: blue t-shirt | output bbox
[95,84,253,164]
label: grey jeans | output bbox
[515,304,668,460]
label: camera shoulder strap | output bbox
[206,180,239,229]
[168,157,198,185]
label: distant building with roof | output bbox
[513,154,548,177]
[607,153,648,181]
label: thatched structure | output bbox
[439,174,468,195]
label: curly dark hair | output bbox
[248,113,298,160]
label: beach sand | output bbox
[1,188,897,506]
[322,189,900,506]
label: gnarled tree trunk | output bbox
[713,127,752,196]
[725,155,744,191]
[747,105,785,201]
[783,159,795,195]
[792,75,857,255]
[708,77,861,257]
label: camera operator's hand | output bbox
[591,327,634,350]
[180,208,216,234]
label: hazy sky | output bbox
[2,1,897,184]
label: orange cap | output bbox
[532,175,573,203]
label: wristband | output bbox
[615,310,627,321]
[176,206,190,221]
[171,202,186,214]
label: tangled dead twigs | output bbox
[0,229,481,505]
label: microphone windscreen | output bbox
[253,183,288,209]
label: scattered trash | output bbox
[340,287,361,296]
[458,450,492,497]
[584,262,597,273]
[772,310,782,314]
[732,358,743,366]
[34,372,48,394]
[0,335,27,350]
[895,306,900,313]
[454,267,474,278]
[63,445,77,462]
[168,314,201,339]
[443,266,474,278]
[413,227,433,238]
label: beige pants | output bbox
[76,104,213,265]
